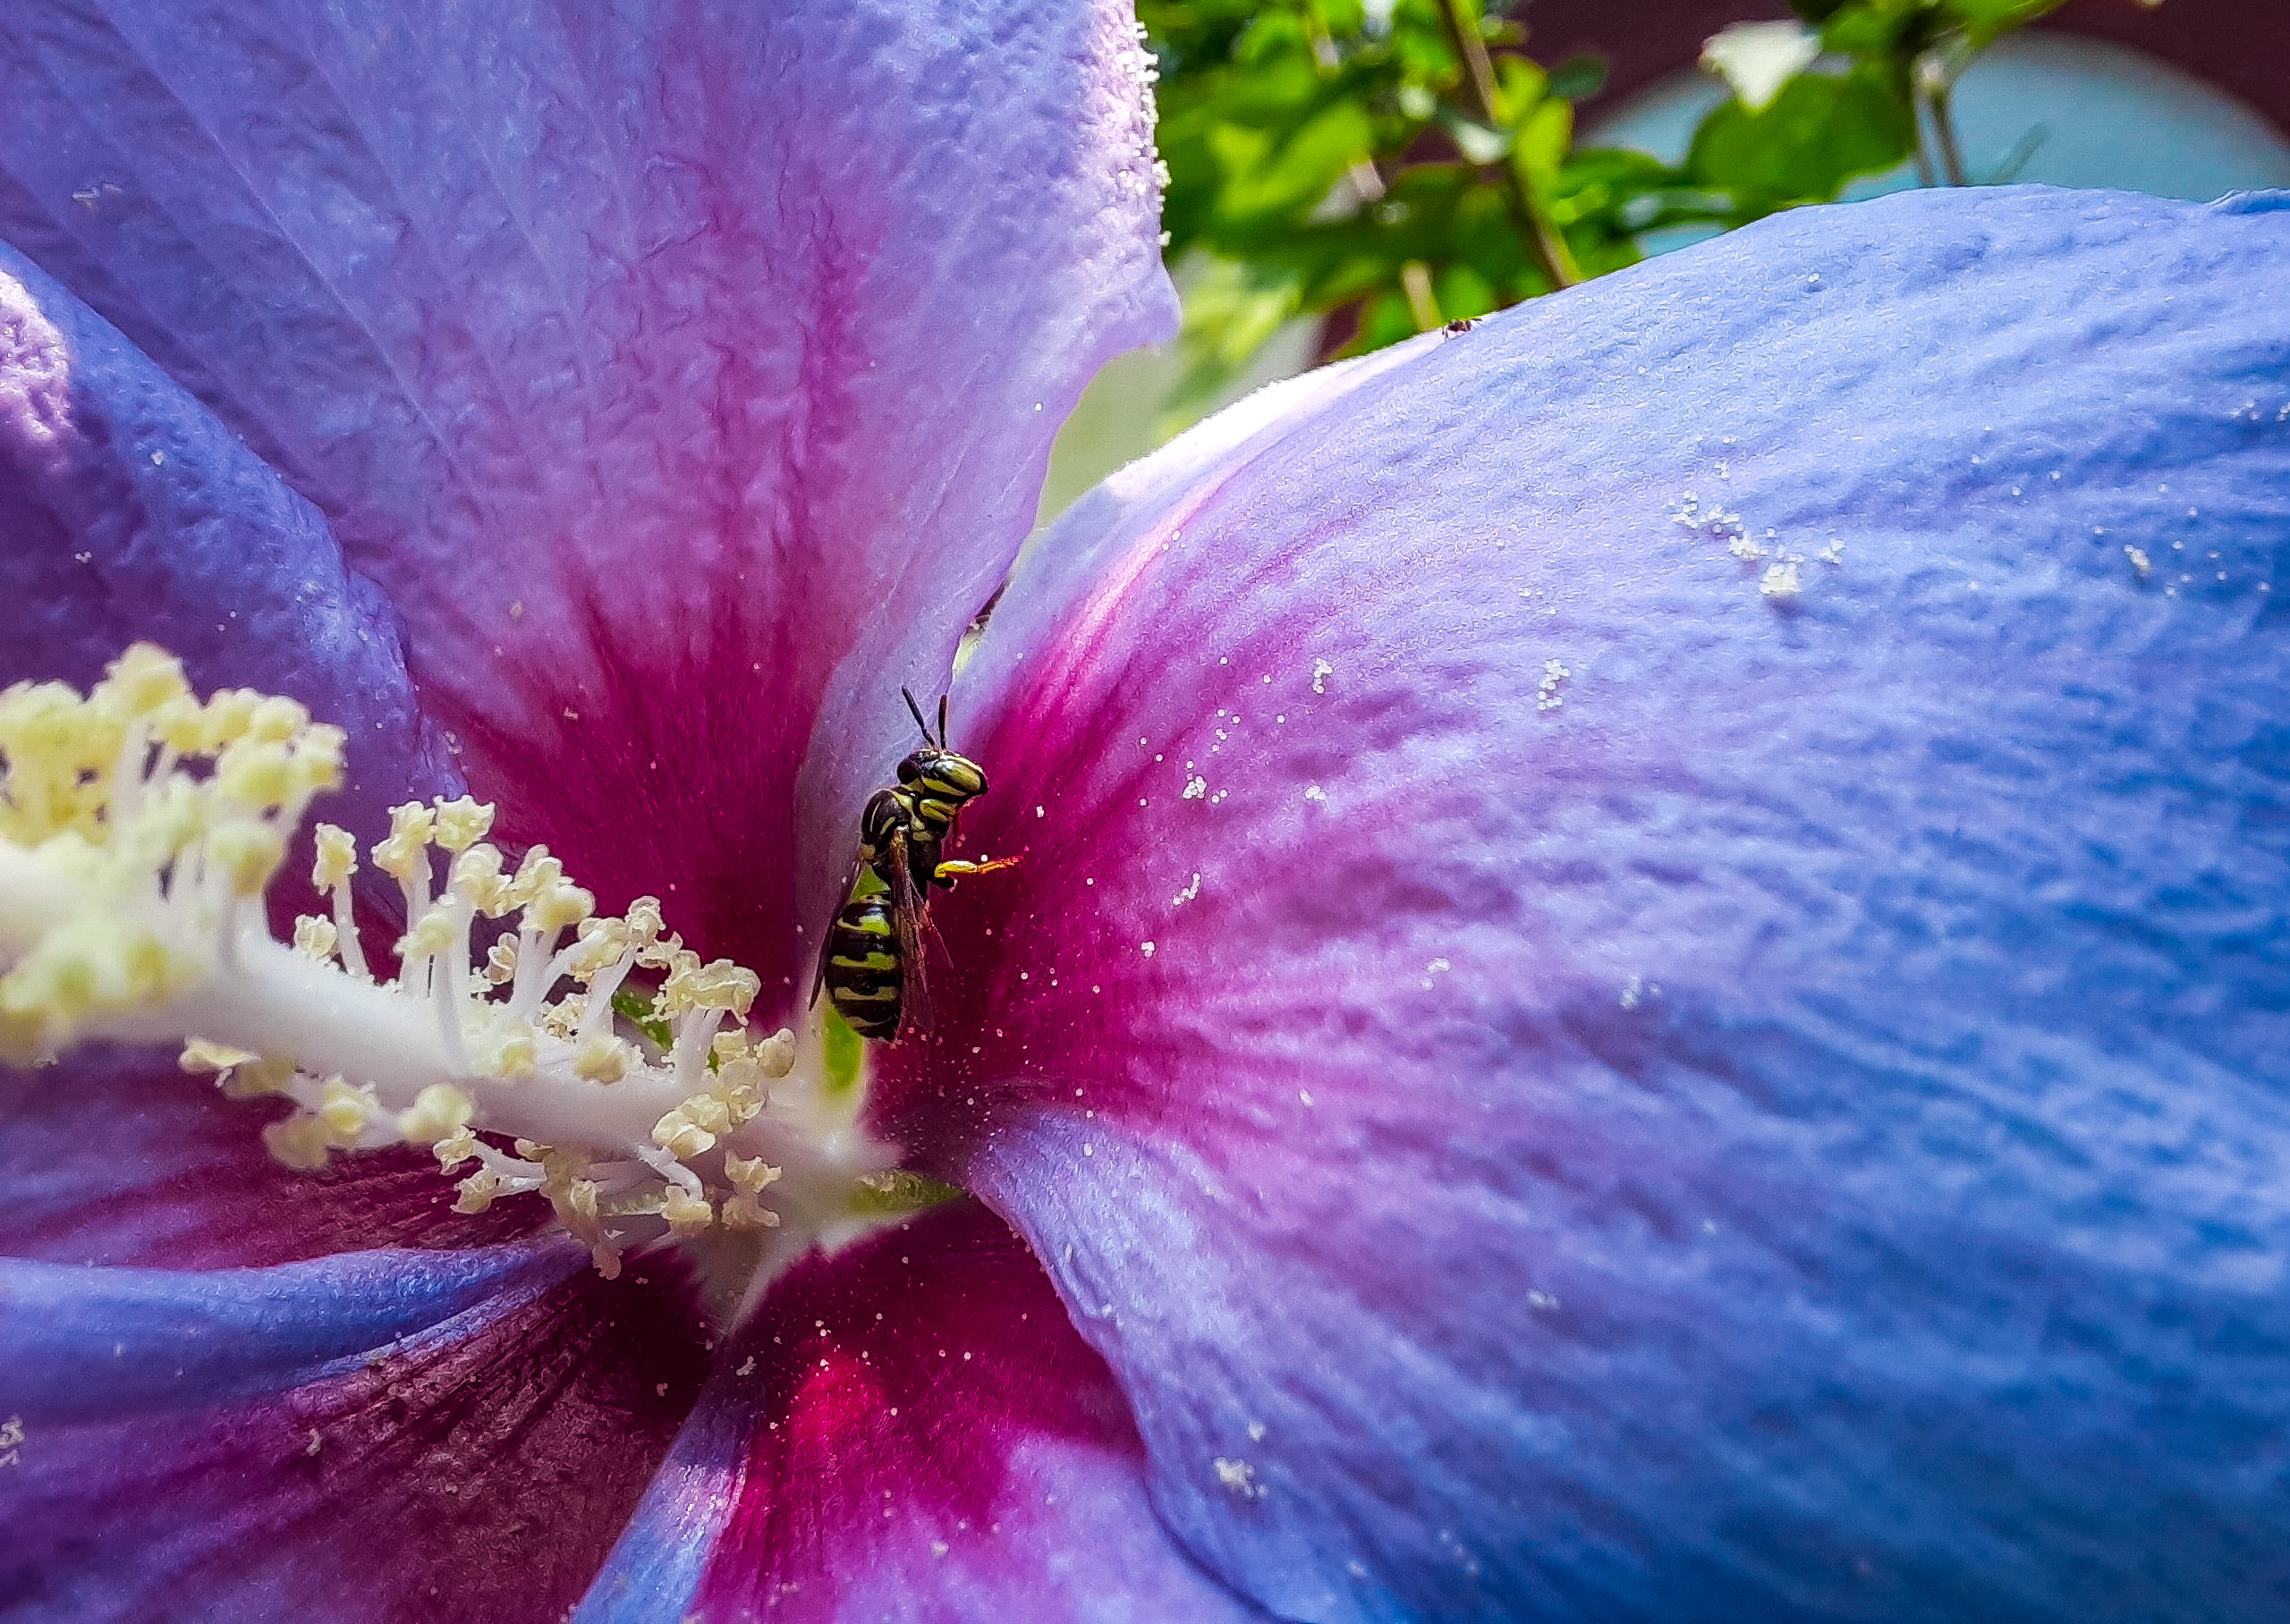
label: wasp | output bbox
[812,690,1017,1041]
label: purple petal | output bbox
[0,241,457,851]
[577,1200,1263,1623]
[1,1248,708,1622]
[0,0,1176,997]
[2,1046,549,1268]
[877,189,2290,1620]
[0,1241,571,1417]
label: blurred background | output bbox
[1039,0,2290,521]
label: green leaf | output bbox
[1346,288,1424,353]
[1939,0,2074,50]
[1492,54,1548,123]
[1686,63,1914,215]
[1208,95,1378,234]
[1509,95,1573,190]
[1433,261,1497,320]
[1546,53,1608,103]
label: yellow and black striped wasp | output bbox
[811,690,1017,1042]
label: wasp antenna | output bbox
[903,688,932,741]
[937,692,951,749]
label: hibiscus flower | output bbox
[4,2,2289,1621]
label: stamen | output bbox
[0,645,891,1277]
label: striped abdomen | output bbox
[823,894,903,1039]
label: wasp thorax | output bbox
[0,644,895,1280]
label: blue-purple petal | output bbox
[0,241,458,848]
[0,0,1176,996]
[0,1241,571,1417]
[0,1247,709,1623]
[886,187,2290,1621]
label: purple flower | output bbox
[4,4,2288,1622]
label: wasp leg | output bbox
[931,854,1022,892]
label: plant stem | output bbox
[1400,261,1442,331]
[1928,80,1970,185]
[1909,85,1938,186]
[1442,0,1507,125]
[1436,0,1575,292]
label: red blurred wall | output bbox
[1523,0,2290,138]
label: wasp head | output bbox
[897,748,987,800]
[895,688,987,801]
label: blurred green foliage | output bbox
[1142,0,2110,414]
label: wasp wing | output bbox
[885,826,936,1038]
[809,851,869,1011]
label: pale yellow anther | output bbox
[221,1053,299,1099]
[453,1168,504,1214]
[683,1093,735,1137]
[205,819,286,896]
[98,644,192,719]
[538,1146,589,1188]
[201,689,262,749]
[506,846,563,908]
[311,824,358,891]
[293,725,347,792]
[431,796,495,853]
[635,930,686,971]
[263,1113,335,1171]
[293,915,338,960]
[722,1195,781,1231]
[395,904,458,960]
[0,681,115,840]
[652,1109,716,1159]
[724,1152,783,1196]
[623,896,664,950]
[397,1083,476,1144]
[751,1028,798,1079]
[526,879,595,934]
[483,938,518,985]
[653,949,701,1015]
[572,1035,630,1085]
[564,917,628,980]
[720,963,761,1016]
[317,1078,375,1141]
[216,739,293,808]
[659,952,759,1019]
[536,998,582,1039]
[476,1023,539,1078]
[551,1176,622,1278]
[179,1036,256,1075]
[148,692,211,755]
[434,1128,480,1170]
[245,695,311,744]
[717,1073,767,1127]
[449,844,513,916]
[662,1186,714,1238]
[371,801,437,883]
